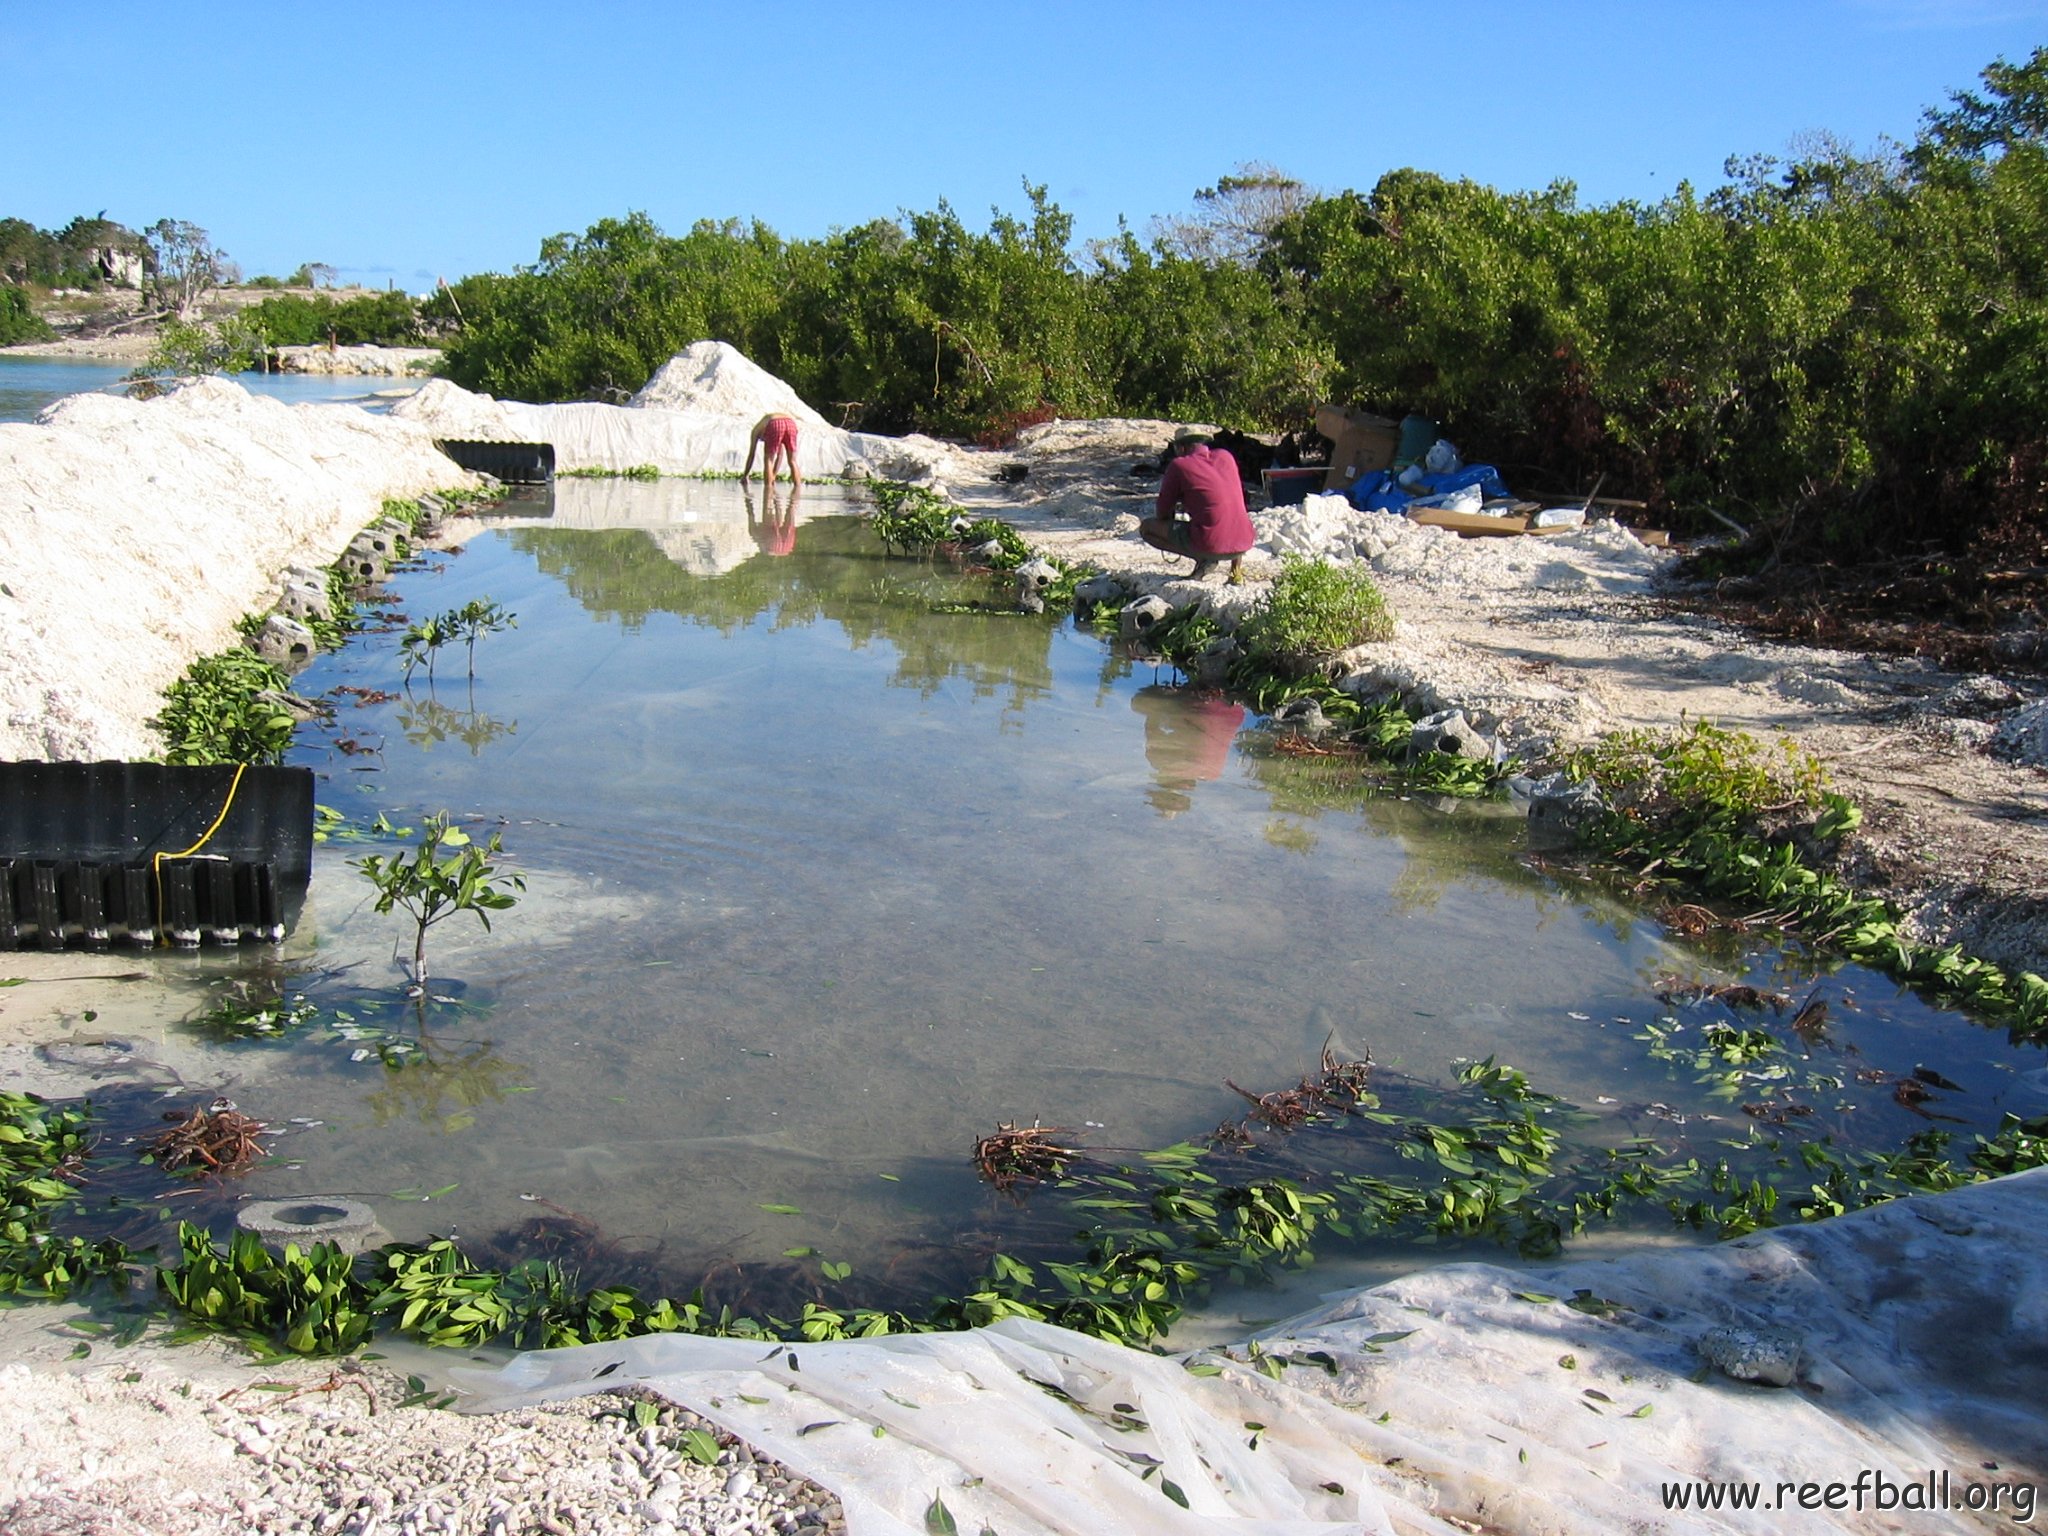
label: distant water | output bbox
[0,354,418,424]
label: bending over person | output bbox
[741,412,802,490]
[1138,432,1255,582]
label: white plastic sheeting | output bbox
[452,1170,2048,1535]
[455,1317,1400,1536]
[390,342,959,484]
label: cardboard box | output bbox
[1315,404,1400,494]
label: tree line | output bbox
[427,48,2048,562]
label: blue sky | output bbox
[4,1,2045,289]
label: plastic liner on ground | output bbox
[453,1169,2048,1534]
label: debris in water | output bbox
[1217,1044,1375,1140]
[1655,978,1791,1012]
[145,1099,270,1176]
[973,1120,1078,1193]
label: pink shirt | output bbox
[1157,445,1255,555]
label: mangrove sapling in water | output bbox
[400,599,517,685]
[397,612,450,685]
[450,598,516,679]
[351,812,524,993]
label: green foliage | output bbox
[1239,556,1395,672]
[868,484,959,553]
[1569,719,1832,838]
[150,649,295,765]
[131,314,265,381]
[351,813,524,989]
[560,464,661,480]
[158,1225,372,1355]
[1566,721,2048,1037]
[241,289,425,348]
[0,1092,91,1248]
[437,188,1314,433]
[184,990,319,1043]
[956,518,1031,570]
[0,211,147,290]
[0,285,53,344]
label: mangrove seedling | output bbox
[451,599,517,679]
[351,812,524,992]
[398,613,450,686]
[400,600,517,685]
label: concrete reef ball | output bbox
[237,1196,388,1257]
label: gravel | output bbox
[0,1355,847,1536]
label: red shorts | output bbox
[762,416,799,455]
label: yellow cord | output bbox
[153,762,249,945]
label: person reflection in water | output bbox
[748,481,801,557]
[1132,685,1245,817]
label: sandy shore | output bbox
[1,332,158,363]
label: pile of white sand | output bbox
[393,342,960,484]
[1256,491,1670,602]
[630,340,828,425]
[0,378,475,762]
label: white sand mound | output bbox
[0,377,475,762]
[392,343,966,484]
[1257,492,1671,601]
[630,339,828,426]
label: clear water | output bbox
[0,355,415,423]
[62,480,2047,1308]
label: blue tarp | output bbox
[1345,464,1513,515]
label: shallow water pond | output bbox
[0,355,413,423]
[50,479,2047,1313]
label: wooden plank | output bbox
[1409,506,1535,537]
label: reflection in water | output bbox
[506,510,1057,711]
[493,476,831,578]
[747,483,801,557]
[1133,686,1245,817]
[361,1024,529,1134]
[398,694,517,755]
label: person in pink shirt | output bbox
[1138,433,1256,582]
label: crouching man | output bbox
[1137,432,1255,583]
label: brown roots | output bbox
[972,1120,1079,1194]
[145,1100,270,1176]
